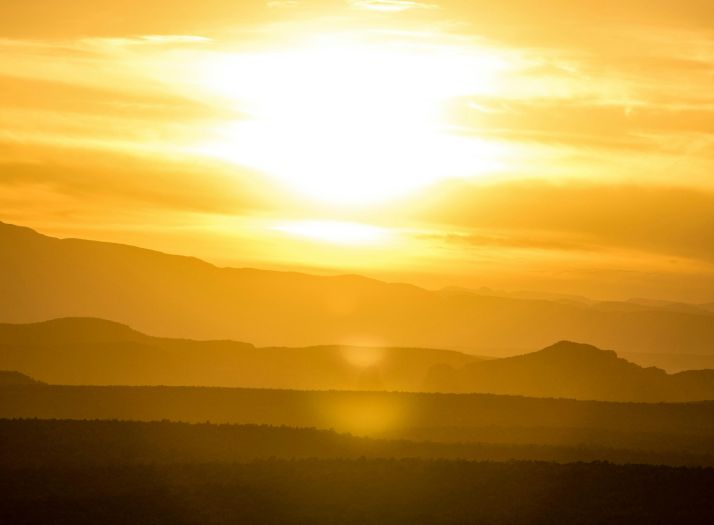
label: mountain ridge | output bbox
[0,317,476,391]
[2,318,714,401]
[0,370,44,386]
[424,340,714,401]
[2,221,714,356]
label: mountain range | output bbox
[0,317,478,391]
[3,317,714,402]
[1,221,714,358]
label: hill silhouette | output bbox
[618,351,714,373]
[0,371,43,386]
[0,318,478,390]
[426,341,714,401]
[2,221,714,356]
[3,319,714,401]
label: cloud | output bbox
[0,1,275,39]
[413,230,599,253]
[0,142,283,219]
[139,35,212,44]
[408,180,714,265]
[0,74,217,121]
[454,97,714,153]
[267,0,301,7]
[350,0,437,12]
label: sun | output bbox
[191,34,510,205]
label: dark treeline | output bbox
[2,459,714,525]
[2,419,714,467]
[379,425,714,454]
[2,385,714,452]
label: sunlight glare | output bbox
[272,220,389,245]
[190,35,512,204]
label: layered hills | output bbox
[2,318,714,401]
[0,317,478,391]
[2,221,714,356]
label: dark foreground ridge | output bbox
[2,387,714,458]
[2,459,713,525]
[2,419,713,467]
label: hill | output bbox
[3,319,714,401]
[426,341,714,402]
[0,318,477,390]
[2,221,714,355]
[0,371,43,386]
[620,352,714,373]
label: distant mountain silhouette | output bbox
[1,221,714,355]
[426,341,714,401]
[0,371,43,386]
[0,318,478,390]
[619,351,714,373]
[442,286,714,316]
[0,317,146,345]
[625,298,713,316]
[2,318,714,401]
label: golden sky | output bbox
[2,0,714,301]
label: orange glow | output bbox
[1,0,714,301]
[272,220,389,245]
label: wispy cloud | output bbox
[409,180,714,265]
[267,0,300,7]
[350,0,437,12]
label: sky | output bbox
[2,0,714,301]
